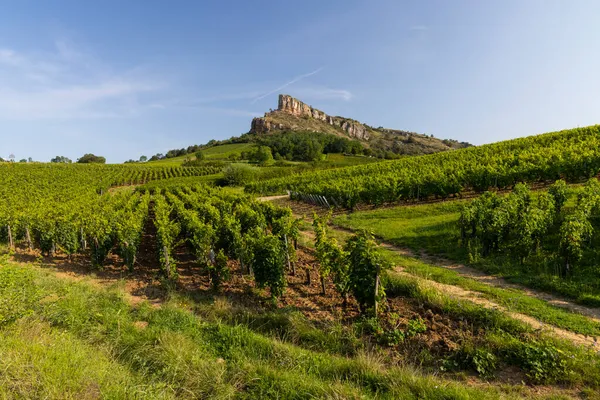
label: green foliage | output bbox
[209,249,230,290]
[249,145,274,166]
[255,131,365,162]
[405,317,427,337]
[222,164,257,186]
[154,195,180,279]
[548,179,568,212]
[195,150,205,161]
[247,125,600,207]
[460,348,498,379]
[460,183,556,263]
[215,214,242,259]
[344,230,391,314]
[313,212,350,298]
[251,234,287,299]
[0,267,40,327]
[506,340,570,384]
[76,153,106,164]
[50,155,72,163]
[115,193,150,271]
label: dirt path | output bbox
[257,194,289,202]
[275,195,600,327]
[391,268,600,349]
[376,241,600,323]
[297,228,600,350]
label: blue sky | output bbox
[1,0,599,163]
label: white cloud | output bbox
[0,42,161,119]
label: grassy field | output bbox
[322,153,380,166]
[2,258,576,399]
[149,143,254,165]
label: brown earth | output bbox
[270,196,600,351]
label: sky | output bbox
[1,0,599,163]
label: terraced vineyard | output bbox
[247,125,600,208]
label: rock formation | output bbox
[251,94,371,140]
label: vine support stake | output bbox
[25,226,32,251]
[284,234,295,276]
[374,263,381,318]
[7,224,13,249]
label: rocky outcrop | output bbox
[251,94,371,140]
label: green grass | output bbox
[385,254,600,337]
[323,153,380,166]
[296,229,600,388]
[299,220,600,338]
[149,143,255,165]
[1,260,544,399]
[335,200,466,258]
[333,186,600,307]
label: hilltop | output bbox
[147,94,472,164]
[250,94,471,156]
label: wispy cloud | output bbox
[0,41,162,119]
[250,67,324,103]
[290,87,353,102]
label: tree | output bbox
[19,159,27,163]
[195,151,205,161]
[223,164,257,186]
[139,155,148,162]
[77,154,106,164]
[149,153,164,161]
[249,146,273,166]
[51,156,72,163]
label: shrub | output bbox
[223,164,257,186]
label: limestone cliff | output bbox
[251,94,371,140]
[250,94,471,156]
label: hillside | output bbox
[245,125,600,206]
[250,94,471,156]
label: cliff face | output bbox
[251,94,370,140]
[249,94,471,156]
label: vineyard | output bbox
[3,157,600,397]
[246,125,600,208]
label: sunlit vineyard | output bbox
[0,163,219,266]
[246,125,600,208]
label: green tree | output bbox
[50,156,72,163]
[250,146,273,166]
[195,151,205,161]
[223,164,257,186]
[77,154,106,164]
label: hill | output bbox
[250,94,471,156]
[246,125,600,208]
